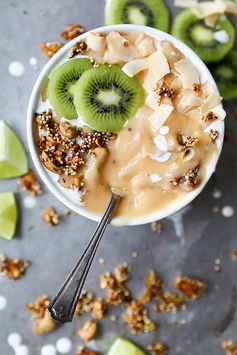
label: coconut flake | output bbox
[86,32,106,52]
[149,104,174,130]
[186,108,201,120]
[174,58,199,89]
[148,50,170,82]
[225,1,237,15]
[192,1,226,18]
[175,0,197,7]
[211,105,226,120]
[200,93,222,116]
[182,90,204,106]
[204,14,219,26]
[202,81,215,97]
[122,59,148,77]
[106,32,138,62]
[214,30,229,43]
[145,92,158,110]
[136,37,156,57]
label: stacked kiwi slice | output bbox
[48,59,144,132]
[105,0,169,32]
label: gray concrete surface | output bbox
[0,0,237,354]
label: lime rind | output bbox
[0,120,28,179]
[0,192,18,240]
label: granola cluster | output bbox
[221,340,237,355]
[77,346,99,355]
[41,206,60,226]
[155,85,175,104]
[0,253,30,280]
[18,170,42,195]
[26,295,58,334]
[148,342,169,355]
[171,166,200,191]
[36,110,116,193]
[40,42,63,58]
[202,111,218,122]
[123,300,156,334]
[61,23,85,41]
[175,276,207,300]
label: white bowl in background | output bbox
[27,24,224,226]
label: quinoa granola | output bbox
[0,253,30,280]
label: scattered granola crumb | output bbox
[172,317,187,325]
[91,299,107,320]
[77,319,98,342]
[41,207,60,226]
[123,301,156,334]
[193,83,202,95]
[150,222,163,233]
[61,23,85,41]
[100,272,117,290]
[214,258,222,273]
[229,250,237,261]
[114,263,130,283]
[175,276,207,300]
[110,314,117,322]
[153,291,186,314]
[0,253,30,280]
[77,346,99,355]
[18,170,42,195]
[209,129,219,143]
[131,251,138,258]
[139,270,163,304]
[147,342,168,355]
[40,42,63,58]
[213,206,220,213]
[221,339,237,355]
[75,291,95,316]
[202,111,218,122]
[26,295,58,334]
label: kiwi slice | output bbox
[48,58,93,119]
[209,50,237,100]
[171,10,235,63]
[73,64,145,132]
[105,0,169,32]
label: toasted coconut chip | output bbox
[146,92,158,110]
[106,32,138,63]
[148,50,170,82]
[192,1,226,18]
[186,108,201,120]
[124,32,141,45]
[182,90,204,107]
[149,104,174,130]
[122,59,148,77]
[174,58,200,90]
[86,33,106,52]
[161,41,184,73]
[175,0,198,8]
[200,93,222,116]
[202,81,215,97]
[204,14,219,27]
[224,0,237,15]
[204,120,223,146]
[170,77,183,91]
[137,37,156,57]
[143,71,163,93]
[211,105,226,120]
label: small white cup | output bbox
[27,24,224,226]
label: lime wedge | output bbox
[108,338,145,355]
[0,120,28,179]
[0,192,18,240]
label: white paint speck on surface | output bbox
[15,344,29,355]
[151,173,162,183]
[23,196,37,209]
[7,333,22,348]
[41,344,57,355]
[214,30,229,43]
[8,61,25,77]
[159,125,169,135]
[213,189,222,199]
[0,295,7,310]
[29,57,38,66]
[56,338,72,354]
[222,205,234,218]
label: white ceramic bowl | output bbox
[27,24,224,226]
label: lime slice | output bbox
[0,120,28,179]
[108,338,145,355]
[0,192,18,240]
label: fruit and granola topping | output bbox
[35,30,225,219]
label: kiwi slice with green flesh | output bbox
[105,0,169,32]
[171,10,235,63]
[73,65,145,132]
[48,58,93,119]
[209,50,237,100]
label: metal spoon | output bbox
[47,193,121,324]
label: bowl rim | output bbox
[27,24,224,226]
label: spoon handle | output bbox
[47,193,120,324]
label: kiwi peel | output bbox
[171,9,235,63]
[106,0,169,32]
[48,58,93,119]
[73,64,145,132]
[209,50,237,100]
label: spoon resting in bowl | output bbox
[47,192,120,323]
